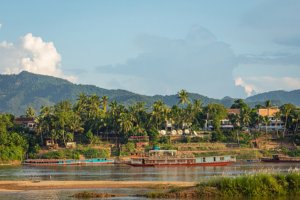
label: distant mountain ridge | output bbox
[245,90,300,106]
[0,71,299,115]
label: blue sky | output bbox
[0,0,300,98]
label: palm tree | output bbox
[262,116,269,134]
[273,111,281,138]
[37,106,54,144]
[151,100,168,131]
[118,113,133,134]
[177,89,190,106]
[101,96,109,113]
[170,105,182,130]
[280,104,296,138]
[25,106,36,118]
[129,102,147,135]
[229,113,240,129]
[265,100,272,108]
[240,107,251,128]
[291,109,300,134]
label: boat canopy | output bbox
[149,150,177,157]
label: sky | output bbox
[0,0,300,98]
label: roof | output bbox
[258,108,280,117]
[227,108,240,115]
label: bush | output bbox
[120,142,135,156]
[81,148,110,158]
[211,131,226,142]
[159,136,170,144]
[287,147,300,157]
[205,173,300,198]
[0,145,25,161]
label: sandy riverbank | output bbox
[0,180,196,191]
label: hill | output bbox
[0,71,221,115]
[0,71,299,115]
[245,90,300,106]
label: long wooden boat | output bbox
[128,150,236,167]
[23,158,114,166]
[261,154,300,163]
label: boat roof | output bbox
[149,150,177,153]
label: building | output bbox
[14,116,36,131]
[257,108,283,131]
[258,108,280,117]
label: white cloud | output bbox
[234,77,257,96]
[95,27,240,98]
[235,76,300,95]
[0,33,76,82]
[0,23,2,29]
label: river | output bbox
[0,162,299,199]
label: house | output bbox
[14,116,36,131]
[257,108,284,131]
[258,108,280,117]
[227,108,241,115]
[220,109,241,130]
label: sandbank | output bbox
[0,180,196,191]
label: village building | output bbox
[14,116,36,131]
[257,108,284,131]
[220,109,241,130]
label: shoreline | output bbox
[0,180,196,191]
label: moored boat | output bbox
[261,154,300,163]
[128,150,236,167]
[23,158,114,166]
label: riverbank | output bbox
[146,172,300,199]
[0,180,196,191]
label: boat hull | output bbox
[261,159,300,163]
[128,161,234,167]
[23,159,114,166]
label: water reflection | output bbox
[0,162,299,182]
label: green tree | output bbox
[25,106,36,118]
[151,100,169,130]
[101,96,109,113]
[280,103,296,137]
[205,103,227,131]
[177,89,190,106]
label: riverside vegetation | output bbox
[1,90,300,162]
[146,172,300,199]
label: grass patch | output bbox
[146,173,300,199]
[72,191,125,198]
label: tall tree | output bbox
[280,103,296,138]
[101,96,109,113]
[151,100,169,130]
[205,103,227,131]
[265,100,272,108]
[177,89,190,106]
[25,107,36,118]
[273,111,282,138]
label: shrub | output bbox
[205,173,300,198]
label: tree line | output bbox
[27,90,300,145]
[1,89,300,161]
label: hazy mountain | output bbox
[0,71,220,115]
[0,71,298,115]
[245,90,300,107]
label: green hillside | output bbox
[0,71,221,115]
[0,71,298,115]
[245,90,300,106]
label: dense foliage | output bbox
[0,114,28,161]
[204,173,300,198]
[146,173,300,199]
[1,82,300,161]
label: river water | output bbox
[0,162,299,199]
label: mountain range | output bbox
[0,71,299,115]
